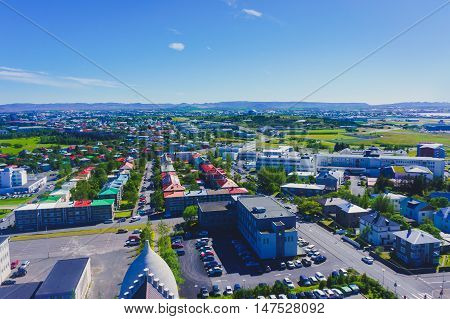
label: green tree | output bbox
[182,205,198,225]
[429,197,448,210]
[297,198,322,216]
[372,195,395,216]
[418,218,441,239]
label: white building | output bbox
[257,148,315,173]
[359,213,401,246]
[0,236,10,284]
[0,167,27,188]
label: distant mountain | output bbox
[0,101,449,112]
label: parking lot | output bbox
[7,232,137,298]
[178,226,350,298]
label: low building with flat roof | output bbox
[35,257,91,299]
[198,201,236,229]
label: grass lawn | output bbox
[11,223,145,241]
[356,130,450,147]
[0,209,12,219]
[0,197,32,208]
[439,255,450,267]
[114,210,132,219]
[0,137,64,155]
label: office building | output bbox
[237,196,297,259]
[417,143,446,158]
[0,167,27,188]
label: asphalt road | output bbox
[296,221,440,299]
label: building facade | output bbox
[359,213,400,246]
[236,196,297,259]
[417,143,446,158]
[393,229,440,267]
[0,236,10,284]
[434,207,450,233]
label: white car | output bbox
[224,286,233,295]
[339,268,348,277]
[362,256,374,265]
[315,272,326,281]
[283,277,295,289]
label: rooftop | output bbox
[198,201,232,213]
[238,196,294,219]
[394,229,440,245]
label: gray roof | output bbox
[198,201,232,213]
[393,229,440,245]
[119,241,178,299]
[0,236,9,246]
[360,213,400,228]
[238,196,294,219]
[35,257,90,298]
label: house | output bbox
[0,236,10,284]
[434,207,450,233]
[359,213,401,246]
[316,198,349,217]
[393,229,440,267]
[281,183,325,197]
[316,169,344,191]
[34,257,92,299]
[236,196,297,259]
[400,198,434,224]
[336,202,369,228]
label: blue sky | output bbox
[0,0,449,104]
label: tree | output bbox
[297,198,322,216]
[372,195,395,216]
[418,218,441,239]
[150,189,164,211]
[182,205,198,224]
[257,166,286,195]
[374,175,394,193]
[429,197,449,210]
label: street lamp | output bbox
[382,268,385,285]
[243,279,246,289]
[394,282,398,297]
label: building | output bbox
[0,167,27,188]
[400,198,434,224]
[198,201,236,229]
[0,236,10,284]
[315,169,344,191]
[316,153,445,177]
[417,143,446,158]
[381,165,433,180]
[281,183,325,197]
[257,152,315,173]
[119,241,178,299]
[14,199,115,231]
[393,229,440,267]
[237,196,297,259]
[335,202,369,228]
[359,213,401,246]
[316,198,350,217]
[0,282,42,299]
[434,207,450,233]
[35,257,91,299]
[382,193,407,212]
[423,121,450,132]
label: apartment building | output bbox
[0,236,10,284]
[359,213,401,246]
[393,229,441,267]
[0,167,27,188]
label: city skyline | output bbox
[0,0,449,104]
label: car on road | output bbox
[176,250,185,256]
[171,243,184,249]
[117,217,127,223]
[1,280,16,286]
[117,228,128,234]
[200,287,209,298]
[125,239,140,247]
[362,256,374,264]
[283,277,295,289]
[130,216,141,223]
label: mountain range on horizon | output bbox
[0,101,450,113]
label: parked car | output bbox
[339,268,348,277]
[299,275,311,286]
[323,288,336,299]
[362,256,374,264]
[287,293,297,299]
[207,267,223,277]
[171,243,184,249]
[314,255,327,264]
[204,260,220,269]
[313,289,327,299]
[296,292,306,299]
[176,250,185,256]
[211,285,221,296]
[200,251,214,258]
[233,283,241,291]
[301,258,312,267]
[202,255,215,262]
[265,265,272,272]
[315,272,326,281]
[340,286,353,296]
[10,260,19,269]
[331,288,344,299]
[224,286,233,295]
[278,294,288,299]
[309,276,319,285]
[1,279,16,286]
[279,262,286,270]
[286,261,295,269]
[304,291,316,299]
[349,284,360,294]
[118,218,126,223]
[132,229,142,235]
[200,287,209,298]
[294,260,303,268]
[20,260,30,268]
[283,277,295,289]
[117,228,128,234]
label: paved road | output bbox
[349,176,365,196]
[297,222,437,299]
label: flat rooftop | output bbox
[198,201,232,213]
[238,196,294,219]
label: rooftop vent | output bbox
[252,206,266,213]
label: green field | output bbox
[0,197,32,208]
[0,137,61,155]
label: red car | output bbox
[128,235,140,241]
[172,243,184,249]
[200,251,214,258]
[11,260,19,269]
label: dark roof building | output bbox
[35,257,91,299]
[0,282,42,299]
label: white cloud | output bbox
[0,66,120,88]
[223,0,238,8]
[242,8,262,17]
[168,42,185,51]
[168,28,182,35]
